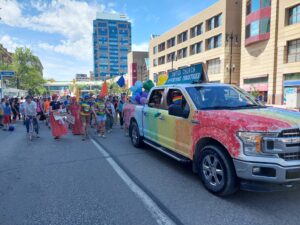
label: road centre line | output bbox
[91,138,176,225]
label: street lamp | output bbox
[226,32,238,84]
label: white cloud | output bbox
[0,0,115,60]
[132,42,149,52]
[0,35,28,52]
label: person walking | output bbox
[11,98,19,123]
[0,98,4,128]
[69,97,82,135]
[49,94,68,140]
[23,96,39,137]
[80,95,93,141]
[94,96,106,138]
[118,94,126,129]
[3,99,12,131]
[105,98,115,133]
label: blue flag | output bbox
[117,75,125,87]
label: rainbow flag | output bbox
[173,96,182,104]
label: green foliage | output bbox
[8,47,46,95]
[250,86,260,98]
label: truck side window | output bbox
[149,89,164,109]
[167,89,190,118]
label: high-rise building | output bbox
[93,13,132,81]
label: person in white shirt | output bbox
[24,96,39,137]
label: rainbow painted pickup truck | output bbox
[124,82,300,196]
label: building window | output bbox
[207,14,222,31]
[153,46,158,54]
[158,42,166,52]
[245,18,270,38]
[177,47,188,59]
[246,0,271,15]
[288,4,300,25]
[287,39,300,63]
[167,52,176,62]
[153,58,158,67]
[244,76,268,84]
[158,56,165,65]
[190,23,203,38]
[207,34,222,50]
[207,58,221,75]
[167,37,176,48]
[190,42,202,55]
[177,31,188,44]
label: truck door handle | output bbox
[154,112,161,118]
[159,115,165,120]
[191,120,200,125]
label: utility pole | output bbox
[226,32,238,84]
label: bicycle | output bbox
[27,116,39,141]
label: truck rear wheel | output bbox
[198,145,238,196]
[130,121,143,148]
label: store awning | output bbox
[284,80,300,87]
[243,83,268,92]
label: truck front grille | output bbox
[279,129,300,138]
[279,152,300,161]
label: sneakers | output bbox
[102,134,106,138]
[108,129,112,133]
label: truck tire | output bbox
[130,121,143,148]
[198,145,238,196]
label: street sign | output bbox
[166,64,204,85]
[0,70,15,78]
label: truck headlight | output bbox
[237,132,278,156]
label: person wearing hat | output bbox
[50,94,68,139]
[80,95,93,140]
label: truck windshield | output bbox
[186,86,265,110]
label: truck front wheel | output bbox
[130,121,143,148]
[198,145,238,196]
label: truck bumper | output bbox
[233,159,300,192]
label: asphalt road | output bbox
[1,121,300,225]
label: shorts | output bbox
[80,115,90,124]
[4,115,10,124]
[97,115,106,122]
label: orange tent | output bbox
[100,80,108,97]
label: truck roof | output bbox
[156,83,232,89]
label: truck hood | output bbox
[196,107,300,133]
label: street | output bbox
[0,122,300,225]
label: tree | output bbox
[10,47,46,95]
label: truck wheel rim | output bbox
[202,155,224,188]
[132,126,138,144]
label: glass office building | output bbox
[93,13,132,80]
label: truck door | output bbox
[143,88,168,144]
[163,88,193,156]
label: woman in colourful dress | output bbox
[49,94,68,140]
[69,97,82,135]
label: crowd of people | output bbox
[0,93,127,141]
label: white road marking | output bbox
[91,139,176,225]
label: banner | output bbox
[166,64,204,85]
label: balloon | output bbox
[140,97,147,105]
[136,87,142,94]
[130,86,137,93]
[135,81,143,89]
[143,80,154,92]
[135,93,141,104]
[141,91,148,98]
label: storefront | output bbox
[242,75,269,102]
[283,73,300,106]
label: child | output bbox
[3,100,12,131]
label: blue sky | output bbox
[0,0,217,81]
